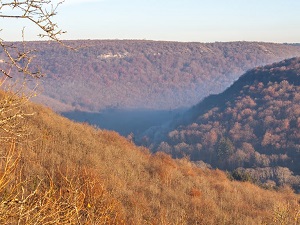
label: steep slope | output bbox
[5,40,300,112]
[148,57,300,190]
[0,92,299,224]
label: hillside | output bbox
[0,90,299,224]
[4,40,300,112]
[146,57,300,191]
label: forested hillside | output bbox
[0,90,299,224]
[147,57,300,191]
[4,40,300,112]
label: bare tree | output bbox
[0,0,65,79]
[0,0,65,139]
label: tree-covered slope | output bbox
[4,40,300,112]
[149,57,300,190]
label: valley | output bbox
[19,40,300,191]
[62,108,186,136]
[1,41,300,223]
[143,57,300,191]
[1,0,300,223]
[14,40,300,142]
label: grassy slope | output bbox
[11,100,299,224]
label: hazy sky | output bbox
[1,0,300,43]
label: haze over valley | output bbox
[10,40,300,135]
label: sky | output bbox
[1,0,300,43]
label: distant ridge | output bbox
[6,40,300,112]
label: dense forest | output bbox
[3,40,300,112]
[0,90,299,224]
[144,57,300,191]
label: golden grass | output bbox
[0,93,299,224]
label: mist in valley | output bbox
[62,107,187,137]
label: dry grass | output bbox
[0,91,299,224]
[0,141,124,224]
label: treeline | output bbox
[2,40,300,111]
[147,57,300,191]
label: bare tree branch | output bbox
[0,0,66,78]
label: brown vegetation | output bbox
[4,40,300,111]
[150,57,300,191]
[0,90,299,224]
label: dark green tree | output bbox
[216,137,235,158]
